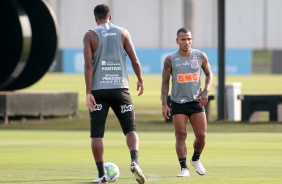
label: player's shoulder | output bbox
[192,48,208,59]
[164,53,174,65]
[83,30,91,40]
[191,48,203,54]
[169,50,179,57]
[169,50,182,62]
[83,31,99,47]
[84,30,98,39]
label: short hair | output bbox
[177,28,191,36]
[94,4,110,19]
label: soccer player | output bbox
[83,4,145,184]
[161,28,213,177]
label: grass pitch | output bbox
[1,130,282,184]
[18,73,282,121]
[1,73,282,183]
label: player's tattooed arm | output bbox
[201,52,213,94]
[161,56,172,105]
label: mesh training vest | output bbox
[90,23,129,90]
[170,49,203,104]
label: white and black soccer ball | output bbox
[104,162,120,182]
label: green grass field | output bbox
[1,130,282,184]
[19,73,282,121]
[1,73,282,183]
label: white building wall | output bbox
[266,0,282,49]
[226,0,264,49]
[49,0,282,49]
[160,0,184,48]
[192,0,217,48]
[50,0,110,49]
[111,0,161,48]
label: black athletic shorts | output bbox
[89,89,136,138]
[170,100,205,117]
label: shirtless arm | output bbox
[199,52,213,106]
[83,31,98,111]
[122,29,144,96]
[161,56,172,119]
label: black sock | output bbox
[178,157,187,169]
[130,150,139,164]
[191,151,201,161]
[96,161,105,178]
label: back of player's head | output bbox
[94,4,110,20]
[177,28,191,36]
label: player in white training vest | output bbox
[161,28,213,178]
[83,4,145,184]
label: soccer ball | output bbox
[104,162,120,182]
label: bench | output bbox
[237,94,282,122]
[0,92,78,124]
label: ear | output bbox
[109,15,112,21]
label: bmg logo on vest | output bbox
[177,73,199,83]
[102,30,117,37]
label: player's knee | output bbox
[90,132,104,138]
[196,132,206,144]
[120,118,136,135]
[122,124,136,135]
[90,117,106,138]
[90,125,105,138]
[175,130,187,140]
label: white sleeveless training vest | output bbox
[170,49,203,104]
[90,23,129,90]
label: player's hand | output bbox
[198,89,208,107]
[86,93,96,112]
[162,104,171,119]
[137,80,144,96]
[199,97,208,107]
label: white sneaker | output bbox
[177,168,190,177]
[130,162,146,184]
[92,175,108,183]
[190,160,206,175]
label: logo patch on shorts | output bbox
[94,104,102,111]
[121,104,133,113]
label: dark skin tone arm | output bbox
[161,55,172,119]
[198,52,213,106]
[83,31,98,112]
[121,29,144,94]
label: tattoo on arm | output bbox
[161,56,172,105]
[201,52,213,92]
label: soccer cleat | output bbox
[190,159,206,175]
[130,162,146,184]
[177,168,190,177]
[92,175,108,183]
